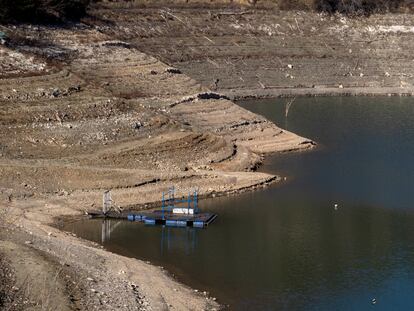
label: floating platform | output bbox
[89,210,218,228]
[93,187,217,228]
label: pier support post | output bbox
[103,190,111,215]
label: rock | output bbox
[133,121,142,129]
[24,241,32,245]
[51,88,61,97]
[68,85,81,93]
[101,40,131,48]
[287,64,293,69]
[197,92,229,100]
[0,31,7,45]
[166,67,182,74]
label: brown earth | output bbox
[1,0,412,310]
[90,1,414,98]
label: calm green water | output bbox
[66,97,414,310]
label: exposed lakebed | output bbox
[65,97,414,310]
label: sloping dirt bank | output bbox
[90,1,414,98]
[0,3,317,309]
[3,0,412,309]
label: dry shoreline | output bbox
[1,1,414,310]
[224,86,414,100]
[0,17,312,311]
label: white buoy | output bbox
[372,298,377,304]
[334,203,338,210]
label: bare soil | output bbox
[90,1,414,98]
[1,0,412,310]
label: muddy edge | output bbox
[1,1,413,310]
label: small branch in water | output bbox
[285,97,296,118]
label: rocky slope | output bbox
[0,3,317,309]
[89,1,414,98]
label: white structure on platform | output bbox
[173,208,194,215]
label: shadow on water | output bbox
[65,97,414,310]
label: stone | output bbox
[52,88,61,97]
[166,67,182,74]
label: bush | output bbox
[279,0,412,15]
[314,0,404,15]
[0,0,91,23]
[279,0,314,10]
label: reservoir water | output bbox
[65,97,414,310]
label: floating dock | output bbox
[89,210,217,228]
[133,210,217,228]
[91,187,218,228]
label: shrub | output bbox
[0,0,91,23]
[314,0,404,15]
[279,0,412,15]
[278,0,314,10]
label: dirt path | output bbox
[0,240,72,311]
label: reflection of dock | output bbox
[100,220,200,253]
[91,210,217,228]
[161,226,198,254]
[91,187,218,228]
[101,219,122,243]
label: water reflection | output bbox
[160,226,198,255]
[101,219,122,243]
[67,97,414,310]
[99,219,199,254]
